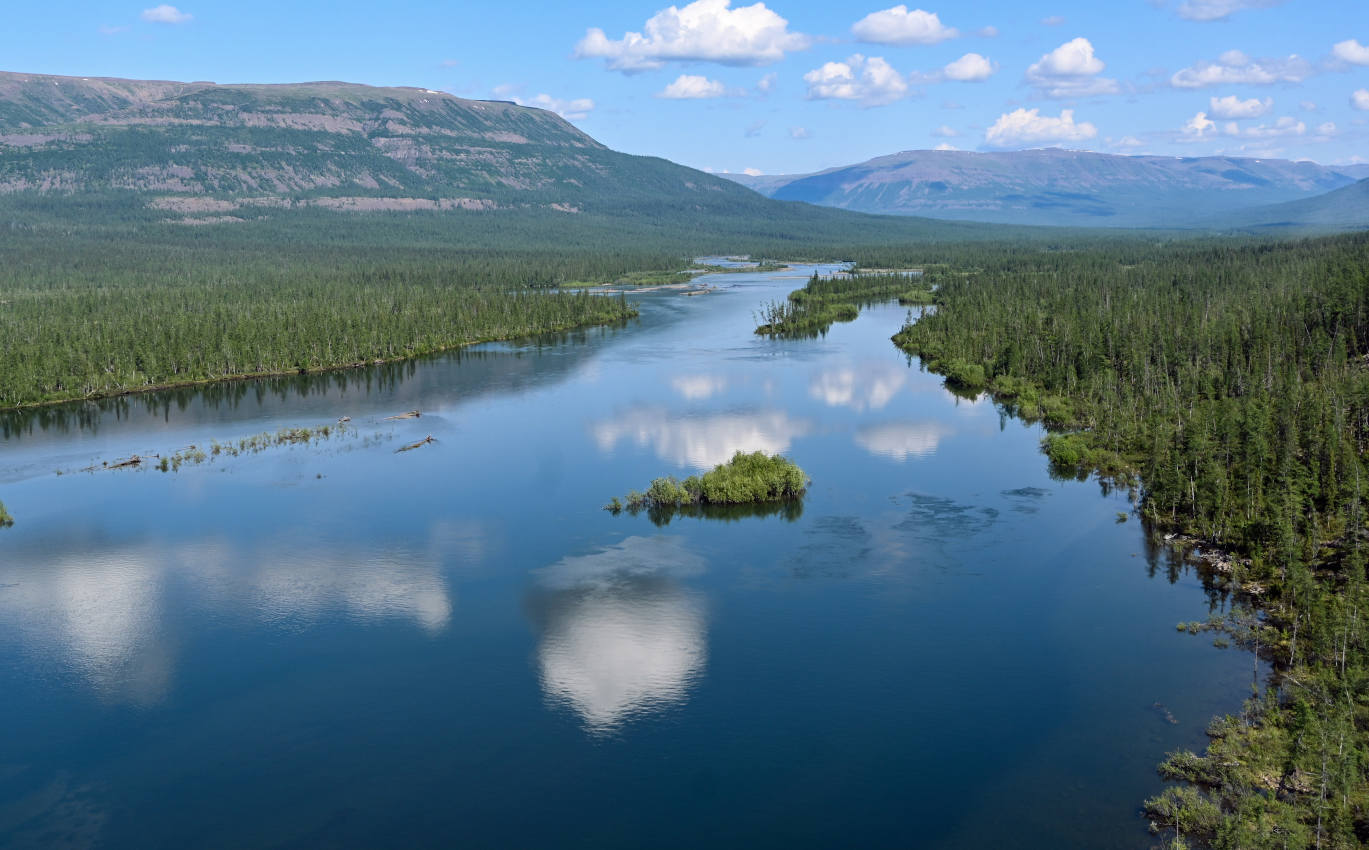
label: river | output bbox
[0,262,1253,849]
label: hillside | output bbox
[0,70,796,223]
[1213,178,1369,232]
[728,148,1365,229]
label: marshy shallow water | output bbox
[0,262,1254,848]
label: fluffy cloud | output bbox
[1353,89,1369,111]
[575,0,808,72]
[1208,94,1273,118]
[985,108,1098,147]
[1176,0,1284,21]
[942,52,997,81]
[1222,115,1305,137]
[804,54,909,105]
[931,124,958,137]
[513,94,595,121]
[1026,37,1119,98]
[1333,39,1369,66]
[658,75,729,98]
[1171,50,1311,88]
[1182,111,1217,138]
[141,4,192,23]
[756,72,777,92]
[851,6,957,45]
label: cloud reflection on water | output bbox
[529,536,707,735]
[592,408,810,469]
[0,524,474,703]
[855,421,953,461]
[670,375,727,401]
[808,362,907,412]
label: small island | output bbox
[606,451,807,514]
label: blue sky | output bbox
[4,0,1367,174]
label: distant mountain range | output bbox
[726,148,1369,230]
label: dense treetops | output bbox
[894,231,1369,848]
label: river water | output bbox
[0,263,1252,849]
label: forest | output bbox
[0,192,1059,410]
[890,232,1369,848]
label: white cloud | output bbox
[985,107,1098,147]
[756,72,777,92]
[933,142,958,151]
[1176,0,1283,21]
[742,167,763,176]
[1316,122,1337,137]
[1182,111,1217,138]
[931,124,958,137]
[942,52,997,81]
[658,74,729,98]
[1353,89,1369,111]
[1026,37,1118,98]
[851,6,958,46]
[803,54,909,105]
[575,0,808,72]
[1114,135,1145,148]
[141,4,192,23]
[1333,39,1369,66]
[1299,100,1318,111]
[1208,94,1272,118]
[977,25,999,37]
[1171,51,1311,88]
[1223,115,1305,137]
[790,126,811,139]
[513,93,595,121]
[1041,15,1065,25]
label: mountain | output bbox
[1212,178,1369,232]
[727,148,1365,229]
[0,70,792,223]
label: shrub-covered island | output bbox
[607,451,807,514]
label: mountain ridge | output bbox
[726,148,1368,228]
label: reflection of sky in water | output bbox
[531,536,707,734]
[592,408,810,469]
[671,374,727,401]
[0,525,474,703]
[808,362,906,412]
[856,421,953,461]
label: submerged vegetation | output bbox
[0,499,12,527]
[755,272,933,337]
[893,232,1369,848]
[609,451,808,519]
[78,421,355,474]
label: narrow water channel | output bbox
[0,263,1254,849]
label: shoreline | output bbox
[0,311,638,416]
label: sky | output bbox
[3,0,1367,175]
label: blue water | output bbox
[0,264,1253,848]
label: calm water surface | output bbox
[0,263,1253,848]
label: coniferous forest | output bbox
[893,232,1369,848]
